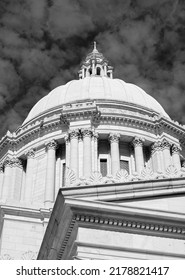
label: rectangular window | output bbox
[100,159,107,177]
[62,163,66,187]
[120,160,129,174]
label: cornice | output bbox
[54,199,185,260]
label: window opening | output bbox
[120,160,129,174]
[100,159,107,177]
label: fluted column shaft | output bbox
[82,129,92,177]
[161,139,171,170]
[109,133,120,176]
[2,158,13,199]
[0,163,4,198]
[24,149,35,201]
[132,137,144,174]
[65,134,70,168]
[45,140,57,207]
[151,142,164,172]
[93,132,98,172]
[172,144,181,170]
[70,130,79,178]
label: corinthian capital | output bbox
[151,141,162,154]
[109,133,120,143]
[45,140,58,151]
[161,139,171,149]
[171,144,181,154]
[132,137,144,147]
[0,163,3,173]
[81,128,92,138]
[69,129,80,140]
[26,149,35,159]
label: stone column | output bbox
[2,158,13,199]
[0,163,4,198]
[93,132,99,172]
[151,142,163,172]
[161,139,171,170]
[172,144,181,171]
[132,137,144,174]
[109,133,120,176]
[82,129,92,177]
[69,129,79,178]
[24,149,35,201]
[44,140,58,208]
[64,134,70,168]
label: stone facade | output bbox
[0,45,185,259]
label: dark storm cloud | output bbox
[0,0,184,138]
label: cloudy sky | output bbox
[0,0,184,138]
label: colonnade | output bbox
[0,133,182,206]
[151,139,181,172]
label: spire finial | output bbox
[93,41,97,51]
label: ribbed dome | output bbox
[23,76,169,124]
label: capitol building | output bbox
[0,44,185,260]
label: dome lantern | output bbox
[78,42,113,79]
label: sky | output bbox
[0,0,184,139]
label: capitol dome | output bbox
[23,76,169,125]
[0,42,185,261]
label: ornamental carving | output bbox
[171,144,181,154]
[161,139,171,149]
[88,171,103,185]
[151,141,162,154]
[92,131,99,141]
[45,140,58,150]
[132,137,144,147]
[65,168,76,187]
[21,251,38,260]
[109,133,120,143]
[69,129,80,140]
[60,113,69,126]
[26,149,35,159]
[140,166,154,180]
[0,163,3,173]
[10,157,23,169]
[91,109,101,124]
[81,129,92,138]
[115,169,129,182]
[64,133,70,144]
[165,165,178,178]
[0,254,14,260]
